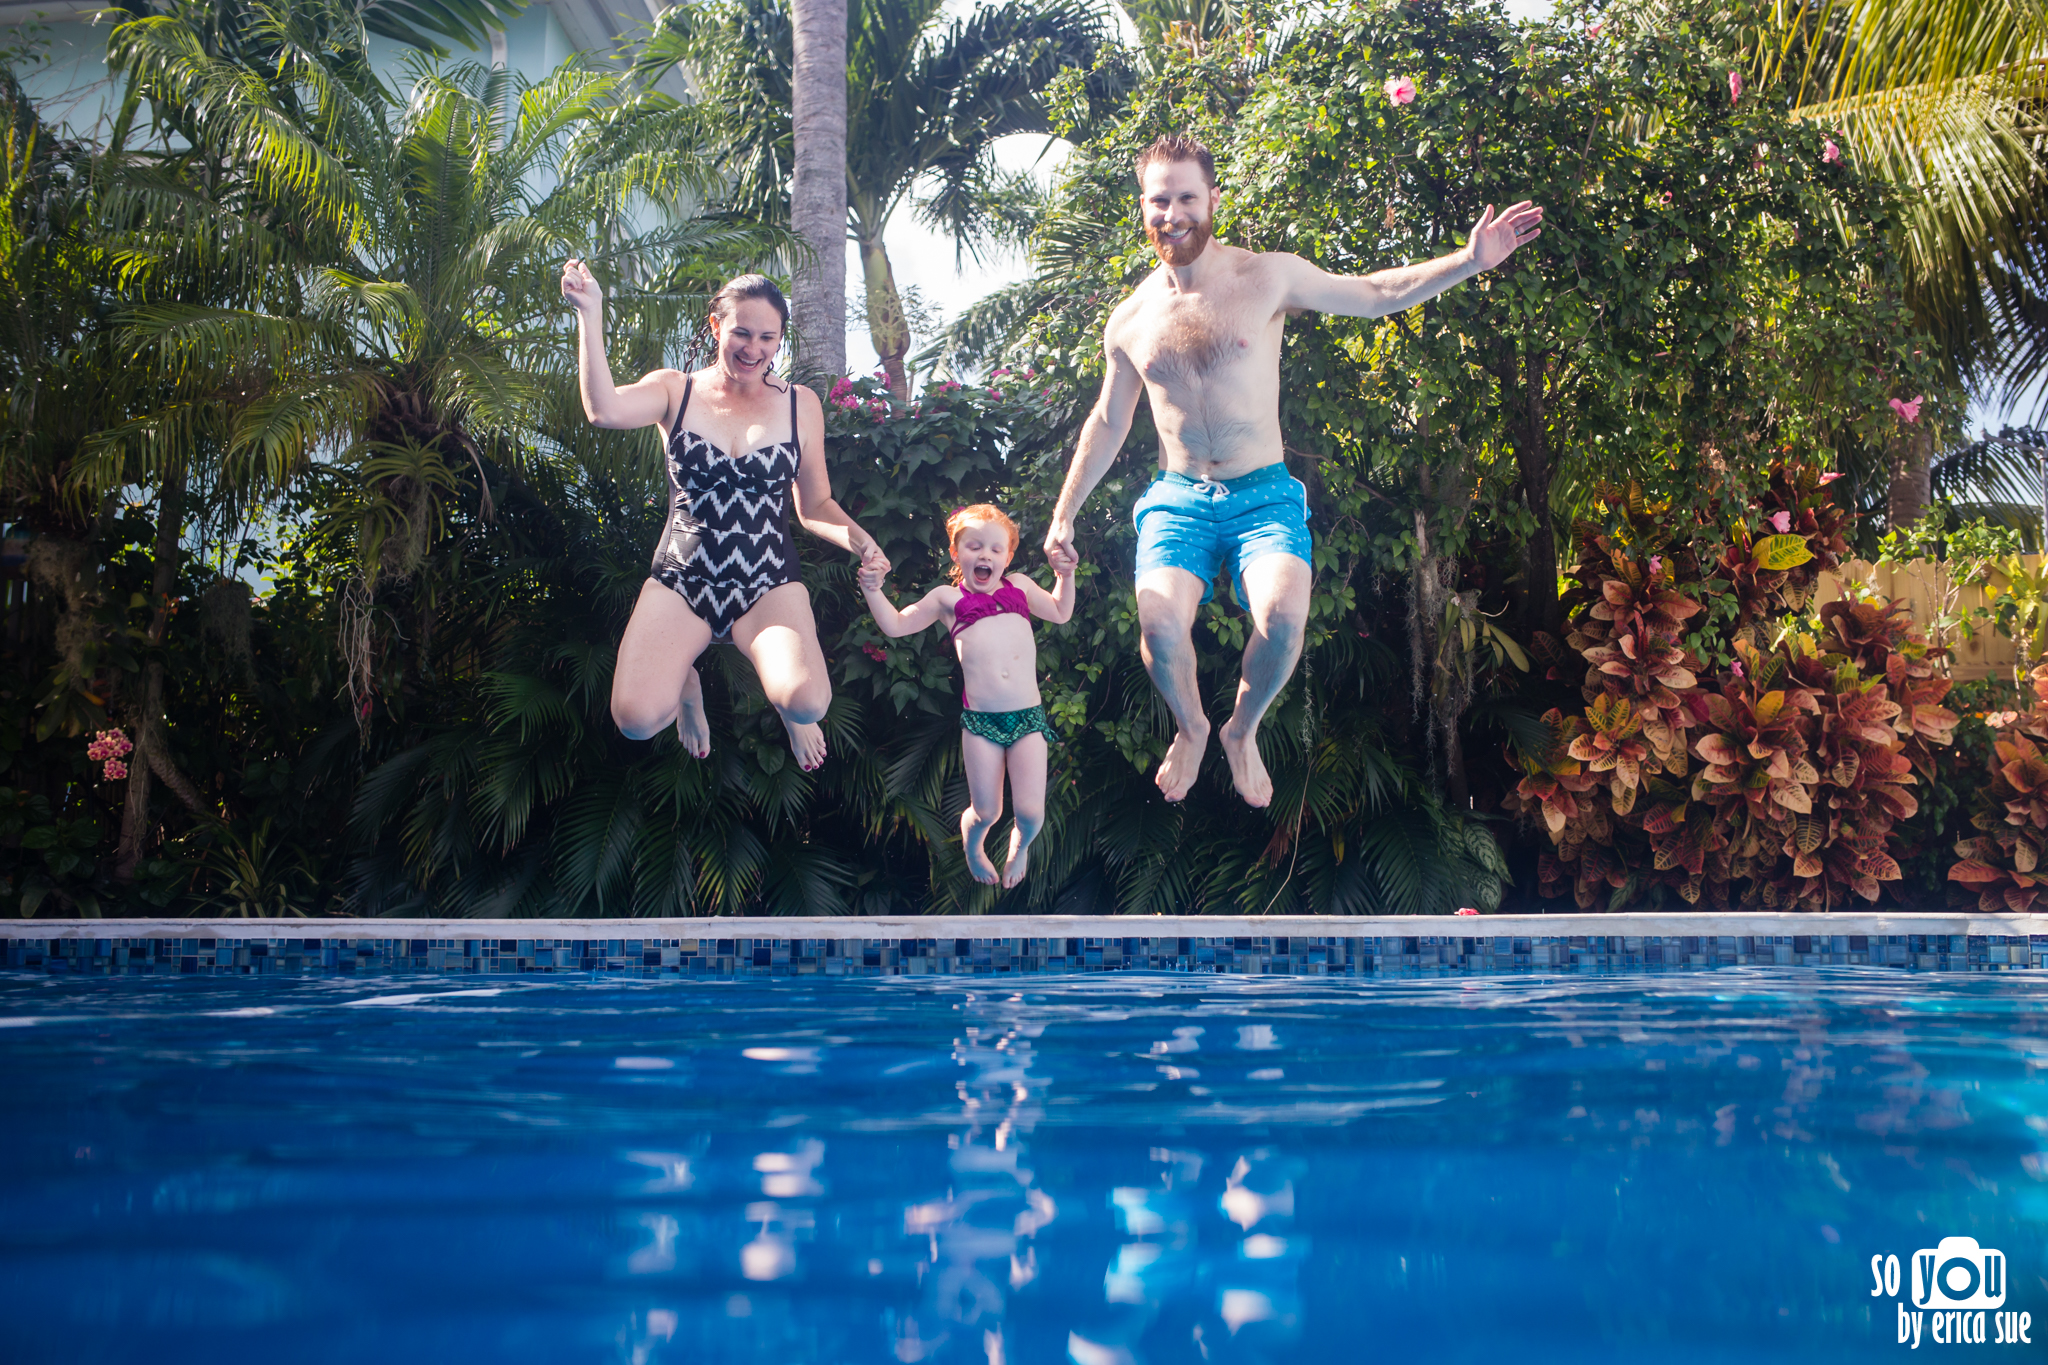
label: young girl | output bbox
[859,505,1076,888]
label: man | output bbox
[1043,134,1543,806]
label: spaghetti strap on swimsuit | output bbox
[648,377,802,640]
[949,580,1031,642]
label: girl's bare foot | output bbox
[784,716,827,772]
[1001,827,1031,889]
[675,668,711,759]
[961,807,1000,884]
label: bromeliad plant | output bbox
[1508,467,1959,910]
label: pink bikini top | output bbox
[950,580,1031,641]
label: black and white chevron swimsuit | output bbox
[648,376,802,640]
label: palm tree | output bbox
[789,0,848,377]
[639,0,1112,398]
[104,0,531,62]
[97,0,784,736]
[1755,0,2048,521]
[1114,0,1241,53]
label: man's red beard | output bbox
[1146,214,1213,266]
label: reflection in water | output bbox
[891,995,1059,1362]
[1078,1147,1305,1359]
[3,970,2042,1365]
[742,1139,825,1280]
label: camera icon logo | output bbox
[1912,1236,2006,1310]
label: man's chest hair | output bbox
[1116,261,1281,379]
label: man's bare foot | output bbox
[1218,718,1273,807]
[961,808,1000,885]
[1001,828,1031,889]
[1155,721,1210,802]
[675,669,711,759]
[784,717,827,772]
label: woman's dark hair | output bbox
[709,274,790,329]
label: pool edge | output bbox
[5,911,2045,940]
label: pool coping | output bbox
[6,911,2046,939]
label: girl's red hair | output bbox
[946,504,1019,584]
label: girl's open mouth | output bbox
[971,564,995,586]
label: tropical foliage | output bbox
[638,0,1122,396]
[1506,467,1962,910]
[1,0,2039,918]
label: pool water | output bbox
[0,969,2041,1363]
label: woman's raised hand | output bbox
[561,259,603,316]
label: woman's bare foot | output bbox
[675,668,711,759]
[961,808,1000,885]
[1001,828,1031,889]
[1218,718,1273,807]
[1154,720,1210,802]
[783,716,828,772]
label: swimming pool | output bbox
[1,968,2040,1362]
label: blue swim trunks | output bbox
[1132,464,1313,606]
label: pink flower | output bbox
[1819,471,1843,484]
[1660,190,1672,205]
[862,644,887,663]
[1889,395,1923,424]
[1384,76,1416,105]
[1455,907,1480,916]
[1769,510,1792,533]
[1585,22,1603,37]
[1729,71,1742,102]
[1648,555,1663,576]
[102,759,127,781]
[1822,138,1841,164]
[86,729,133,763]
[1731,658,1745,678]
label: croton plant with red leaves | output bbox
[1949,663,2048,912]
[1505,466,1959,911]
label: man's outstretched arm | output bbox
[1281,201,1544,319]
[1044,340,1145,562]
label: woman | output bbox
[563,264,887,770]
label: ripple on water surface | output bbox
[0,969,2042,1363]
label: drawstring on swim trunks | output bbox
[1190,477,1227,498]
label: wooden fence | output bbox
[1815,558,2042,682]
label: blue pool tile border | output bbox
[5,931,2045,978]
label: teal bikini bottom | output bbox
[960,704,1059,749]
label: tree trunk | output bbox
[117,468,206,881]
[1887,425,1932,532]
[1511,349,1559,641]
[790,0,848,380]
[1407,410,1470,807]
[860,237,911,400]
